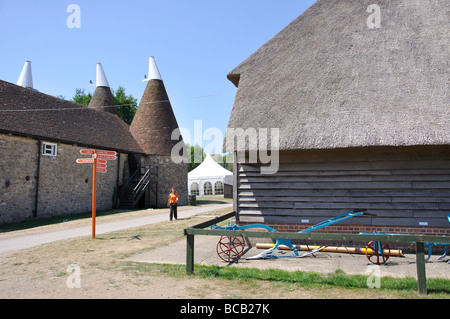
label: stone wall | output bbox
[0,134,38,223]
[142,155,188,208]
[0,134,129,224]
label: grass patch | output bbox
[193,265,450,296]
[139,265,450,298]
[122,262,450,298]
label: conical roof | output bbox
[17,61,34,89]
[146,56,162,81]
[188,154,233,178]
[88,63,118,116]
[130,57,183,155]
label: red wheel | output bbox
[216,236,245,262]
[366,241,391,265]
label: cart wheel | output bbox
[216,236,245,262]
[366,241,391,265]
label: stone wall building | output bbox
[0,59,187,224]
[129,57,188,208]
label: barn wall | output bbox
[236,146,450,233]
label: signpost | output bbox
[76,158,95,164]
[76,149,117,238]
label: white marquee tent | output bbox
[188,154,233,196]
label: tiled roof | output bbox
[0,80,144,154]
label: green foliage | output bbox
[185,143,233,172]
[70,86,137,125]
[185,143,205,172]
[112,86,137,125]
[72,88,92,106]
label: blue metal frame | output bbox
[360,213,450,264]
[212,209,367,259]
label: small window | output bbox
[42,143,57,157]
[204,182,213,195]
[214,181,224,195]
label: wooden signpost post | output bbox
[76,149,117,238]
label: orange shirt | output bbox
[169,192,178,204]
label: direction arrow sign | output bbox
[96,168,107,173]
[76,158,95,164]
[97,150,117,156]
[96,163,107,169]
[97,155,116,160]
[97,159,107,165]
[80,150,95,155]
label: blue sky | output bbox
[0,0,316,150]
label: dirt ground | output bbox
[0,203,446,299]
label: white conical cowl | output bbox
[17,61,33,89]
[96,62,110,87]
[146,56,162,81]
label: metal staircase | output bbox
[119,166,155,209]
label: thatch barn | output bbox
[225,0,450,236]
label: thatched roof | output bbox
[0,80,144,154]
[130,79,183,156]
[226,0,450,151]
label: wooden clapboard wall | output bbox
[236,146,450,228]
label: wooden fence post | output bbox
[186,234,195,275]
[416,241,427,295]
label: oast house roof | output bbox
[226,0,450,151]
[130,78,183,156]
[0,80,144,154]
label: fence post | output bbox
[416,241,427,295]
[186,234,194,275]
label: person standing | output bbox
[167,187,178,221]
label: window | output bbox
[190,182,199,195]
[204,182,213,195]
[214,181,224,195]
[42,143,57,157]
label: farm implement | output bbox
[360,213,450,266]
[211,209,371,262]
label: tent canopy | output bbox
[188,154,232,179]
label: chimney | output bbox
[17,61,34,89]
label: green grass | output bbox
[127,263,450,297]
[194,265,450,294]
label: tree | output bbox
[185,143,233,173]
[72,88,92,106]
[185,143,205,172]
[71,86,137,125]
[113,86,137,125]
